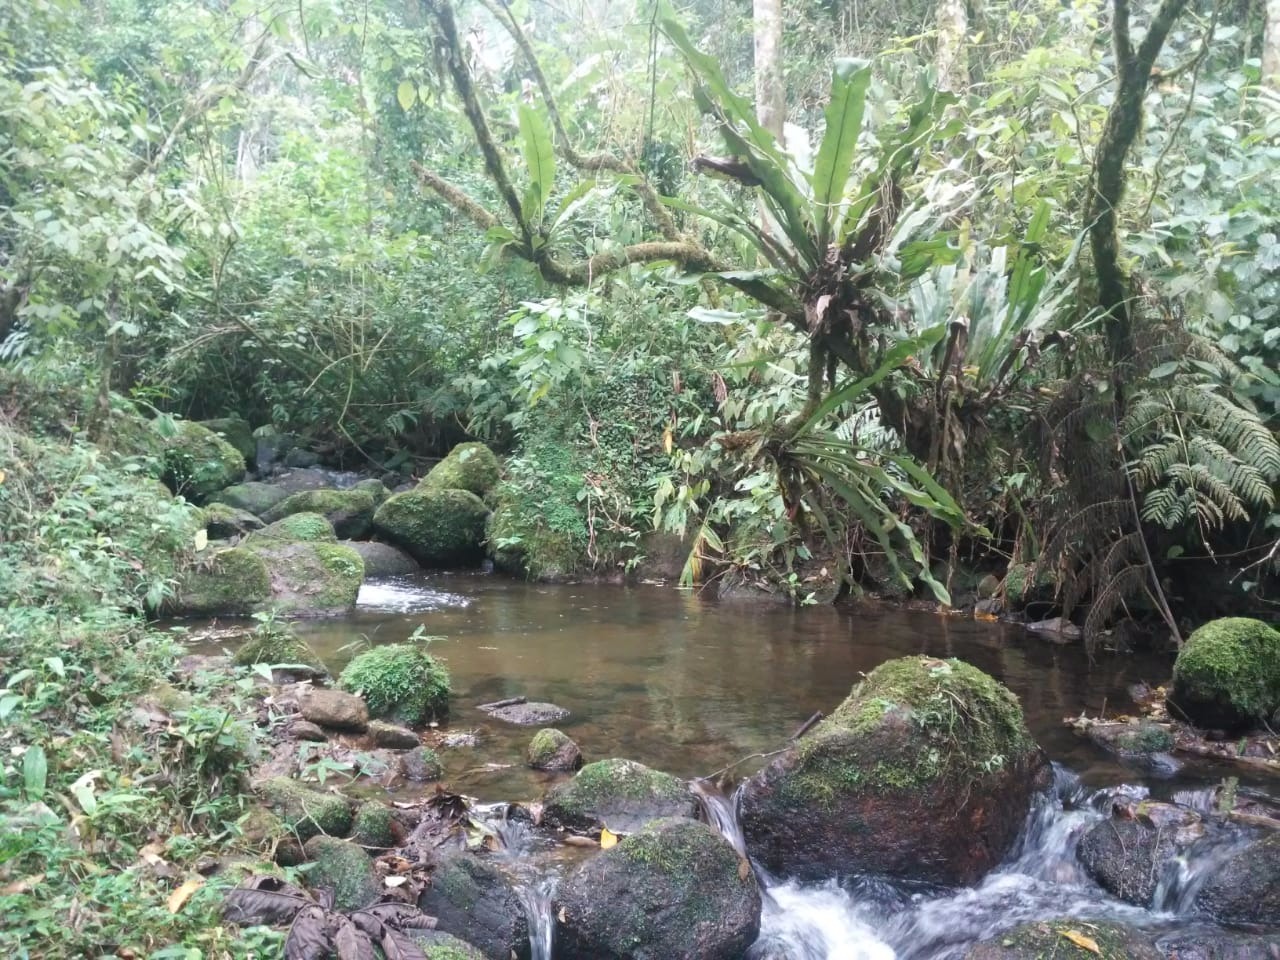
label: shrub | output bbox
[338,642,450,725]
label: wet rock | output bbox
[299,687,369,732]
[439,731,480,749]
[271,467,365,494]
[964,919,1163,960]
[555,817,761,960]
[369,719,420,749]
[173,546,272,616]
[975,598,1002,617]
[201,502,264,539]
[264,487,379,540]
[302,836,378,913]
[210,480,290,517]
[1077,801,1205,906]
[1168,617,1280,732]
[339,643,450,726]
[288,720,328,742]
[411,932,489,959]
[249,539,365,617]
[543,758,696,833]
[1194,833,1280,925]
[417,855,530,960]
[372,486,489,568]
[1155,927,1280,960]
[252,426,295,472]
[740,656,1049,885]
[1025,617,1083,641]
[256,777,353,841]
[344,540,419,577]
[422,442,501,499]
[483,701,570,726]
[401,746,443,782]
[526,728,582,771]
[351,800,399,851]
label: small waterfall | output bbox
[749,880,898,960]
[691,778,747,857]
[518,876,558,960]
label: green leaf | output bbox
[1149,361,1180,379]
[548,179,597,230]
[811,59,872,250]
[517,104,555,225]
[23,745,47,800]
[396,80,416,112]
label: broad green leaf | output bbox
[812,59,871,251]
[517,104,555,225]
[396,80,416,112]
[23,745,47,800]
[548,179,597,230]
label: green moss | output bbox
[302,836,378,913]
[528,728,572,766]
[250,511,337,543]
[161,420,247,502]
[243,540,364,616]
[338,643,450,725]
[372,487,489,567]
[422,442,501,498]
[198,417,255,463]
[431,857,482,910]
[547,758,689,824]
[258,777,353,841]
[201,502,262,539]
[967,919,1161,960]
[1002,563,1052,607]
[351,801,396,850]
[1170,617,1280,731]
[263,488,378,539]
[1115,724,1175,754]
[175,546,272,616]
[232,622,321,669]
[411,933,488,960]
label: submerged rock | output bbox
[555,817,761,960]
[302,836,378,913]
[964,919,1162,960]
[1194,832,1280,925]
[1168,617,1280,732]
[417,855,530,960]
[422,442,501,498]
[543,758,696,833]
[400,746,443,782]
[526,728,582,771]
[372,486,489,567]
[483,701,570,726]
[344,539,419,577]
[739,656,1048,885]
[264,487,379,540]
[1077,801,1205,907]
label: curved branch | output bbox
[410,162,502,232]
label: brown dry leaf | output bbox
[1060,930,1101,955]
[974,610,998,622]
[0,874,44,896]
[737,858,751,882]
[599,827,619,850]
[167,876,204,914]
[561,835,598,848]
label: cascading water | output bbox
[517,876,558,960]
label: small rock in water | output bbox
[299,687,369,732]
[439,731,481,749]
[482,701,570,726]
[526,728,583,771]
[400,746,443,782]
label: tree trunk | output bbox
[753,0,785,141]
[1265,0,1280,87]
[934,0,969,91]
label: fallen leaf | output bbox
[737,858,751,881]
[1060,930,1101,954]
[558,907,567,923]
[0,873,44,896]
[560,835,598,848]
[167,876,204,914]
[599,827,619,849]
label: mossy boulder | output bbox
[1168,617,1280,731]
[351,800,398,851]
[211,481,290,517]
[1194,832,1280,925]
[338,643,450,726]
[249,540,364,617]
[372,486,489,568]
[344,540,419,577]
[161,420,247,502]
[543,759,696,833]
[400,746,443,782]
[964,919,1163,960]
[1002,562,1053,609]
[555,818,761,960]
[232,624,323,672]
[263,488,379,540]
[257,777,353,841]
[417,855,530,960]
[174,547,272,616]
[527,728,582,771]
[201,502,264,539]
[198,417,255,464]
[422,442,501,498]
[353,477,391,504]
[302,836,379,914]
[411,932,489,960]
[249,511,338,543]
[739,656,1048,885]
[1077,801,1206,907]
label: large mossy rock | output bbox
[423,442,500,498]
[161,420,247,501]
[739,656,1047,885]
[338,643,450,726]
[302,836,379,913]
[344,540,419,577]
[555,817,761,960]
[411,932,489,960]
[201,502,264,539]
[250,539,364,617]
[1077,801,1206,907]
[543,758,696,833]
[210,480,290,516]
[964,920,1162,960]
[417,855,530,960]
[1194,833,1280,925]
[372,487,489,567]
[257,777,353,841]
[263,487,379,540]
[1168,617,1280,731]
[249,511,338,543]
[198,417,255,464]
[175,547,272,615]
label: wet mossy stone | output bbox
[210,480,290,517]
[174,546,272,616]
[263,488,379,540]
[1077,802,1205,907]
[232,624,322,671]
[964,919,1163,960]
[249,511,338,543]
[555,817,761,960]
[527,728,582,771]
[417,855,530,960]
[302,836,379,914]
[1194,832,1280,925]
[543,758,696,833]
[338,643,450,726]
[400,745,443,782]
[422,442,500,498]
[344,540,419,577]
[248,540,364,617]
[257,777,353,842]
[201,502,263,539]
[352,477,391,504]
[198,417,254,464]
[739,656,1048,885]
[411,932,489,960]
[351,800,398,851]
[372,486,489,568]
[1001,562,1053,609]
[161,420,247,502]
[1168,617,1280,732]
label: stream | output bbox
[206,573,1279,958]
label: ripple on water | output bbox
[355,576,471,613]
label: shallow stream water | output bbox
[197,573,1278,958]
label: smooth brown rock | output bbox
[299,686,369,732]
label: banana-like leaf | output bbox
[518,103,555,225]
[812,59,871,252]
